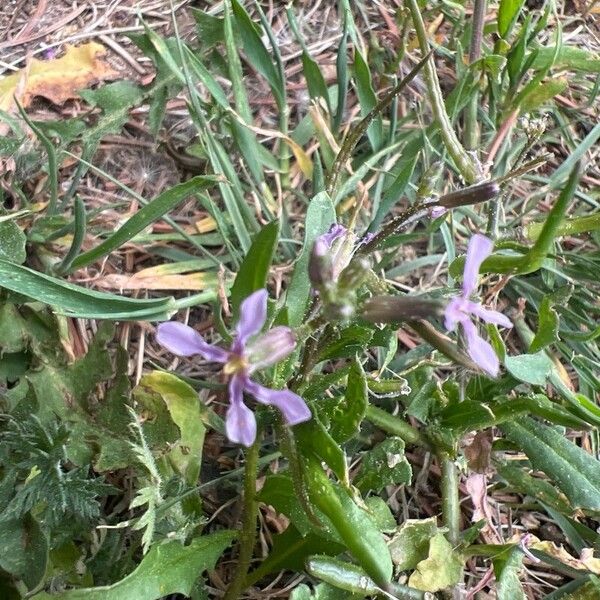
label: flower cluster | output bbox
[156,289,311,447]
[444,234,512,376]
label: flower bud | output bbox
[308,238,334,288]
[362,295,445,323]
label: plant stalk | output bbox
[465,0,487,150]
[404,0,480,183]
[440,454,461,546]
[223,439,260,600]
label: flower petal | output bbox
[320,223,347,247]
[244,379,311,425]
[462,318,500,377]
[468,302,513,329]
[463,234,493,297]
[246,326,296,371]
[156,322,229,362]
[225,375,257,447]
[444,297,469,331]
[235,289,268,348]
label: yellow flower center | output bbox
[223,355,248,375]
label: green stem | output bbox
[404,0,480,183]
[465,0,487,150]
[223,439,260,600]
[365,405,429,448]
[440,454,461,546]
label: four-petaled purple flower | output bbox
[156,289,311,447]
[444,234,512,377]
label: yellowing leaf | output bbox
[195,216,217,233]
[532,541,600,574]
[0,43,116,112]
[409,533,464,592]
[94,271,218,291]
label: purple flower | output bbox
[156,289,311,447]
[313,224,356,280]
[444,234,512,377]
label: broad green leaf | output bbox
[32,531,235,600]
[389,518,438,572]
[287,192,336,327]
[494,546,526,600]
[408,533,463,592]
[137,371,205,485]
[295,416,348,484]
[354,437,411,493]
[520,79,568,112]
[529,295,560,353]
[70,176,219,271]
[498,0,526,38]
[364,496,396,532]
[0,259,177,320]
[504,352,552,385]
[500,418,600,511]
[230,220,280,320]
[0,514,48,590]
[529,46,600,73]
[0,221,26,264]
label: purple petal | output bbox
[225,375,257,447]
[235,289,268,348]
[244,378,311,425]
[156,322,229,362]
[320,223,347,247]
[246,326,296,371]
[462,318,500,377]
[468,302,513,329]
[444,297,469,331]
[462,234,493,297]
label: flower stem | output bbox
[223,439,260,600]
[404,0,480,183]
[440,454,461,546]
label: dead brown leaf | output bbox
[0,42,117,112]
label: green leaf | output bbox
[498,0,526,38]
[231,0,284,109]
[353,49,383,151]
[494,546,526,600]
[389,517,438,571]
[0,514,48,590]
[306,556,380,596]
[504,352,552,385]
[495,461,572,514]
[290,583,356,600]
[136,371,205,486]
[354,437,412,493]
[0,259,177,320]
[0,221,26,264]
[520,79,568,112]
[528,46,600,73]
[247,526,345,581]
[315,359,367,443]
[230,220,280,320]
[32,531,235,600]
[70,176,219,271]
[318,325,373,362]
[500,418,600,512]
[287,192,336,327]
[408,533,463,592]
[529,295,560,353]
